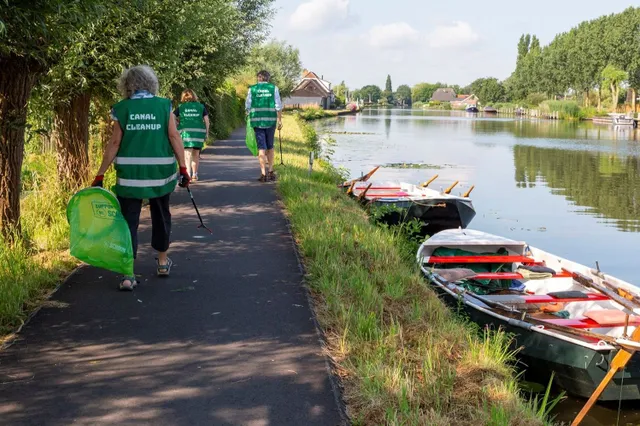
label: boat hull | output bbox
[371,197,476,236]
[427,278,640,401]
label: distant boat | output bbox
[465,106,479,113]
[483,106,498,114]
[609,113,635,126]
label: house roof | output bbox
[431,88,458,102]
[291,78,331,98]
[292,71,332,95]
[451,94,478,104]
[457,94,469,99]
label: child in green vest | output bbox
[92,65,190,291]
[246,70,283,182]
[175,89,209,181]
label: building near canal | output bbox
[283,71,335,109]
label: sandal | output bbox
[268,171,277,182]
[119,277,138,291]
[258,174,267,182]
[156,257,173,277]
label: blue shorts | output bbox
[254,126,276,150]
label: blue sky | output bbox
[268,0,635,90]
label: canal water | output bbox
[315,108,640,425]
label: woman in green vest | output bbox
[91,65,190,291]
[174,89,209,181]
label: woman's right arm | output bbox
[96,122,123,176]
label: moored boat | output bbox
[342,170,476,235]
[483,106,498,114]
[417,228,640,401]
[465,106,479,113]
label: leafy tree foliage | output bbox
[470,78,505,105]
[505,6,640,109]
[358,85,382,103]
[234,40,302,98]
[395,85,412,106]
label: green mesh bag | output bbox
[66,187,134,276]
[245,117,258,156]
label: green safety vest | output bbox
[111,96,177,199]
[249,83,278,128]
[177,102,206,149]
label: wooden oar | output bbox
[341,166,380,187]
[357,183,373,202]
[571,325,640,425]
[444,181,459,194]
[420,174,439,188]
[346,181,356,195]
[463,185,475,197]
[565,269,640,313]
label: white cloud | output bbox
[428,21,479,49]
[368,22,420,49]
[289,0,352,31]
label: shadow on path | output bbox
[0,128,344,425]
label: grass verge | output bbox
[276,114,550,425]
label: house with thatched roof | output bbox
[430,88,458,103]
[283,71,335,109]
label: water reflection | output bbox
[513,145,640,233]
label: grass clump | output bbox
[275,114,551,425]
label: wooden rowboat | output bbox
[343,172,476,236]
[417,228,640,401]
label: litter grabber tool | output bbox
[186,186,212,234]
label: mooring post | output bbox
[309,151,314,176]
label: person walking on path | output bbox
[175,89,209,182]
[246,70,282,182]
[91,65,190,291]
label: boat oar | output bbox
[463,185,475,197]
[564,269,640,313]
[343,166,380,187]
[420,174,439,188]
[444,181,459,194]
[357,183,373,202]
[571,325,640,425]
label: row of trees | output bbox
[0,0,275,237]
[469,7,640,107]
[350,75,412,106]
[506,7,640,110]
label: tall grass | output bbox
[276,115,550,425]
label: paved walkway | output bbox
[0,128,344,425]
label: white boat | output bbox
[344,173,476,235]
[608,113,635,126]
[417,228,640,401]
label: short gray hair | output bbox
[117,65,159,98]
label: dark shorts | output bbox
[254,126,276,150]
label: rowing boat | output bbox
[417,228,640,401]
[344,175,476,235]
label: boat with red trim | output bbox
[417,228,640,401]
[342,170,476,235]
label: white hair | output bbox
[117,65,159,98]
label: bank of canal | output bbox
[276,114,552,425]
[311,108,640,425]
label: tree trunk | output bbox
[611,83,618,111]
[633,89,637,113]
[585,90,590,107]
[0,55,40,238]
[597,88,602,111]
[53,91,91,190]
